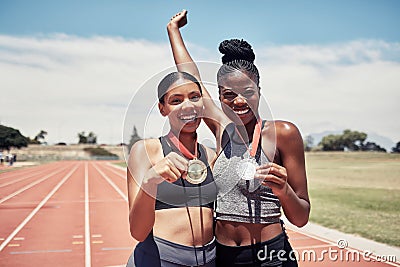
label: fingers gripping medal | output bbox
[167,132,207,184]
[236,120,263,191]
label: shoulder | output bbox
[270,121,304,160]
[262,120,303,152]
[274,120,302,139]
[129,138,163,166]
[262,120,301,139]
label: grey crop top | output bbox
[154,136,217,210]
[213,122,281,224]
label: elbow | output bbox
[293,217,309,228]
[129,213,151,242]
[294,204,310,228]
[287,203,310,228]
[130,222,151,242]
[289,213,309,228]
[130,228,148,242]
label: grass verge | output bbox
[306,152,400,247]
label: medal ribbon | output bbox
[167,131,198,160]
[235,119,262,157]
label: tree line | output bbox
[1,124,400,153]
[0,124,100,152]
[304,129,397,152]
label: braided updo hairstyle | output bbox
[217,39,260,87]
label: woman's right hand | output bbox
[144,152,188,185]
[168,9,187,29]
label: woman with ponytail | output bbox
[126,71,217,266]
[167,10,310,266]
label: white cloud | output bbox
[255,41,400,146]
[0,35,399,148]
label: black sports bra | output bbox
[155,136,217,210]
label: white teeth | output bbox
[179,114,197,122]
[234,108,250,115]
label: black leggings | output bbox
[216,231,297,267]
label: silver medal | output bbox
[186,159,207,184]
[237,157,258,180]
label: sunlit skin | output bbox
[168,10,310,247]
[127,78,215,247]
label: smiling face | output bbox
[159,78,203,134]
[218,70,260,126]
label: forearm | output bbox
[129,182,157,241]
[168,24,229,133]
[278,186,310,227]
[167,24,200,78]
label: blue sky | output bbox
[0,1,399,149]
[1,0,399,46]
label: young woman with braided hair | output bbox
[167,10,310,266]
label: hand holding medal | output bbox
[167,131,208,184]
[254,162,289,197]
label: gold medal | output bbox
[167,131,208,185]
[186,158,207,184]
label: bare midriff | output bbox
[216,220,282,246]
[153,207,214,247]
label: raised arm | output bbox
[167,10,200,81]
[167,10,231,149]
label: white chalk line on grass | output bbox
[0,164,79,252]
[0,166,69,204]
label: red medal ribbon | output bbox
[167,131,198,160]
[235,119,262,157]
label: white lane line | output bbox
[84,162,91,267]
[103,164,126,179]
[106,162,126,171]
[91,163,128,203]
[0,169,53,188]
[0,164,79,252]
[0,167,67,204]
[10,249,72,254]
[0,162,59,181]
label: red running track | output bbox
[0,161,135,267]
[0,161,398,266]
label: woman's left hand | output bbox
[254,162,289,197]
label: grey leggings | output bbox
[128,233,216,267]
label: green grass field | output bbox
[306,152,400,247]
